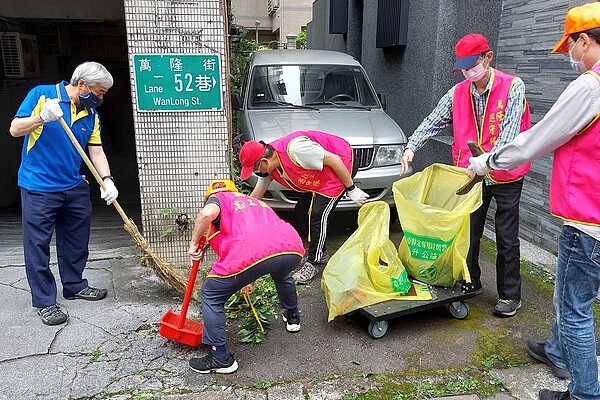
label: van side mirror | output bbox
[231,93,242,110]
[377,93,387,110]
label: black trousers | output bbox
[293,162,359,265]
[294,192,341,264]
[466,179,524,300]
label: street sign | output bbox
[132,54,223,112]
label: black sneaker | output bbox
[539,389,570,400]
[527,340,571,379]
[283,310,301,332]
[38,304,68,326]
[493,298,521,317]
[189,353,238,374]
[65,286,107,301]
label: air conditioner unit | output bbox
[268,0,280,15]
[0,32,42,78]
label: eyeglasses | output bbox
[566,37,581,51]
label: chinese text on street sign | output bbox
[133,54,222,112]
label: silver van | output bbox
[232,49,408,210]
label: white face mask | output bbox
[568,38,587,73]
[462,58,488,82]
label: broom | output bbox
[58,117,189,293]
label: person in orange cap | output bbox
[467,3,600,399]
[400,33,531,318]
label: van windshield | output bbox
[248,65,380,109]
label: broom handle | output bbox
[178,235,207,328]
[58,117,129,223]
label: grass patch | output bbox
[88,347,101,363]
[337,371,502,400]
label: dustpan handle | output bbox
[178,235,207,328]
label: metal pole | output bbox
[255,21,260,43]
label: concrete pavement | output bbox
[0,206,596,399]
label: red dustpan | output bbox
[159,236,206,346]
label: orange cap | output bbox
[552,2,600,53]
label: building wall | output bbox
[231,0,311,44]
[123,0,230,266]
[308,0,593,254]
[230,0,271,38]
[0,16,137,209]
[270,0,312,43]
[1,0,124,20]
[494,0,589,252]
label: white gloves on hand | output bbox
[467,153,493,176]
[39,99,63,122]
[100,178,119,205]
[347,186,369,206]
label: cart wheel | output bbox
[368,320,389,339]
[449,301,469,319]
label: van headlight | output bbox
[372,145,403,167]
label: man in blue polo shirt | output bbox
[9,61,119,326]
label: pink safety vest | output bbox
[206,191,305,277]
[269,130,354,198]
[549,66,600,226]
[452,68,532,183]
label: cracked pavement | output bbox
[0,208,596,399]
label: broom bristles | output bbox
[123,218,190,293]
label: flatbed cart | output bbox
[357,284,479,339]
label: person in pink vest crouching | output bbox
[400,33,531,318]
[468,4,600,399]
[238,131,369,284]
[186,179,305,374]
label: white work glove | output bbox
[100,178,119,205]
[39,99,63,122]
[347,185,369,206]
[467,153,493,177]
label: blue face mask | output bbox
[79,86,103,108]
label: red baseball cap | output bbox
[239,141,266,180]
[452,34,490,72]
[552,3,600,53]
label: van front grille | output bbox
[353,147,373,169]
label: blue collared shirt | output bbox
[15,81,102,192]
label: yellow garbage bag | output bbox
[393,163,483,287]
[322,201,416,322]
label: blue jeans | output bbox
[543,225,600,400]
[201,254,301,347]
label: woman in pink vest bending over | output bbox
[186,179,305,374]
[469,4,600,399]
